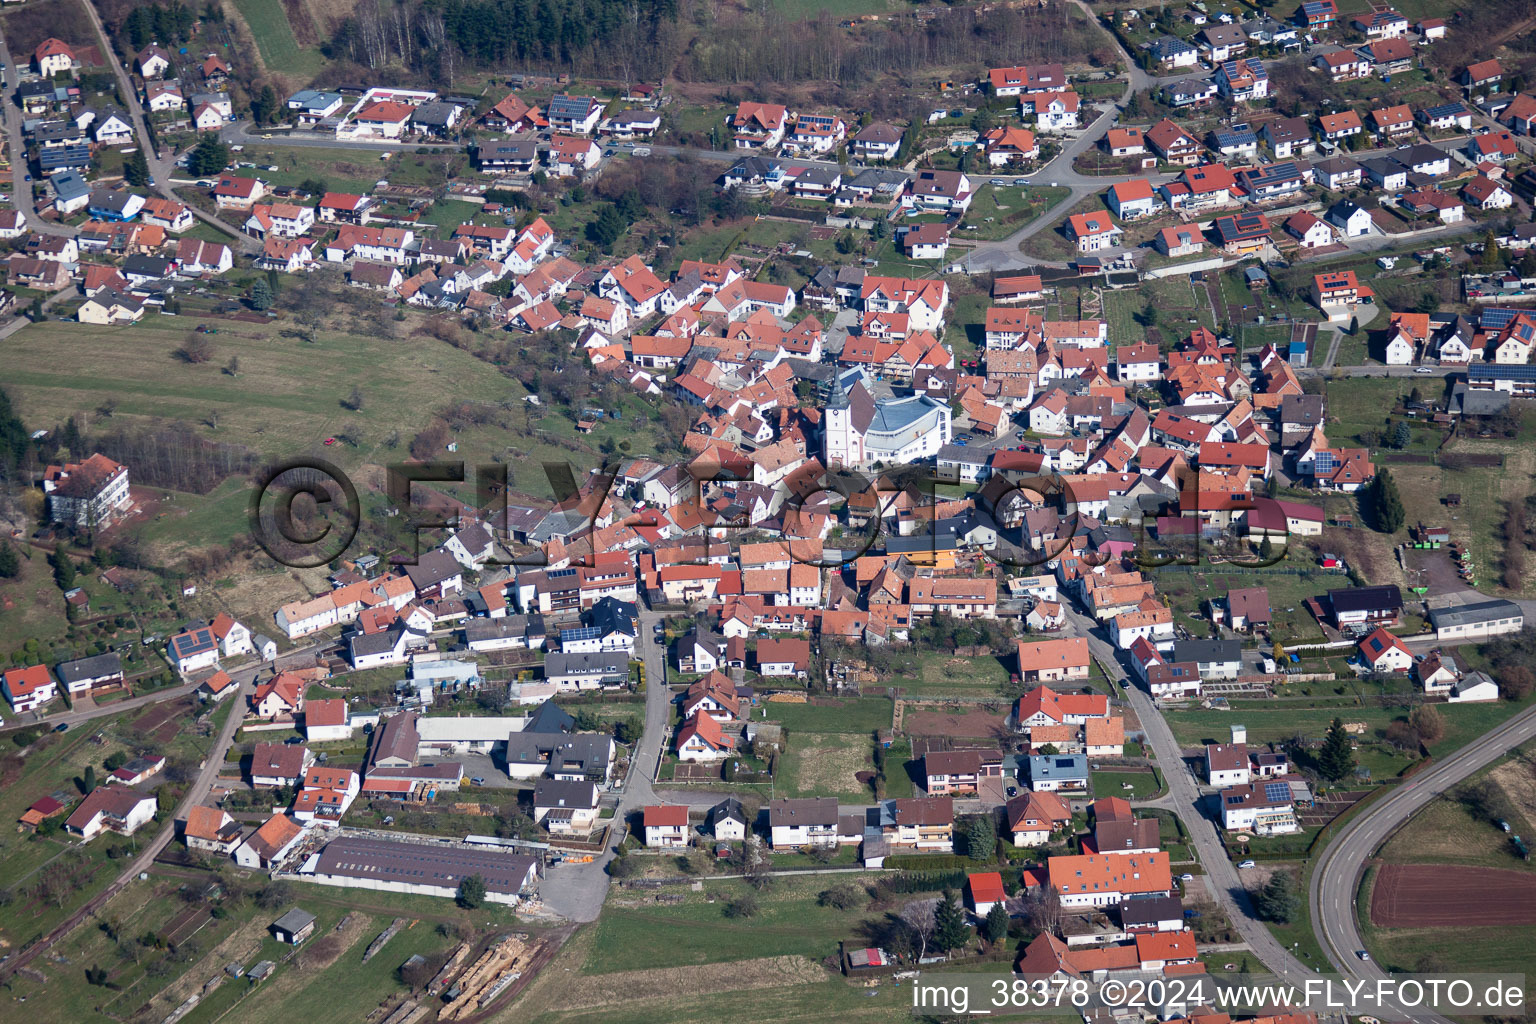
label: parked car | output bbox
[1179,873,1194,881]
[1237,859,1256,868]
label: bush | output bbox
[723,892,759,918]
[817,882,866,910]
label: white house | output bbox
[1205,743,1251,786]
[2,665,58,712]
[1384,329,1416,366]
[676,712,735,761]
[768,797,839,849]
[64,789,157,842]
[643,805,690,847]
[1359,627,1413,672]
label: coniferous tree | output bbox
[933,889,971,955]
[965,817,996,862]
[982,902,1010,945]
[1366,468,1405,533]
[1254,870,1299,922]
[125,149,150,187]
[1319,717,1356,782]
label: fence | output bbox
[1146,565,1348,578]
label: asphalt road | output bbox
[1308,703,1536,1024]
[74,6,255,250]
[1059,602,1319,983]
[0,671,252,982]
[536,605,670,921]
[0,30,75,238]
[0,642,328,980]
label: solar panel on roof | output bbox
[1264,782,1291,803]
[1479,308,1521,330]
[1471,364,1536,380]
[1313,452,1337,473]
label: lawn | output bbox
[1149,567,1332,646]
[229,144,463,196]
[761,697,893,734]
[960,185,1072,242]
[1092,768,1162,800]
[945,290,993,359]
[1164,694,1536,771]
[581,875,878,973]
[893,648,1011,697]
[1322,377,1431,449]
[232,0,326,78]
[1019,192,1104,262]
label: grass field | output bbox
[1379,796,1536,873]
[0,316,522,556]
[232,0,326,78]
[582,875,877,973]
[762,697,893,734]
[0,318,515,463]
[778,730,876,801]
[772,0,897,17]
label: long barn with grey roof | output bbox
[300,836,538,905]
[1428,599,1523,642]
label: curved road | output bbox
[1309,703,1536,1024]
[1061,604,1315,981]
[73,2,256,250]
[0,673,251,982]
[0,641,327,981]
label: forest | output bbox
[319,0,1112,87]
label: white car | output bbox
[1179,873,1194,881]
[1414,366,1434,373]
[1237,859,1256,868]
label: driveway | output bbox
[1058,602,1316,983]
[535,605,670,921]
